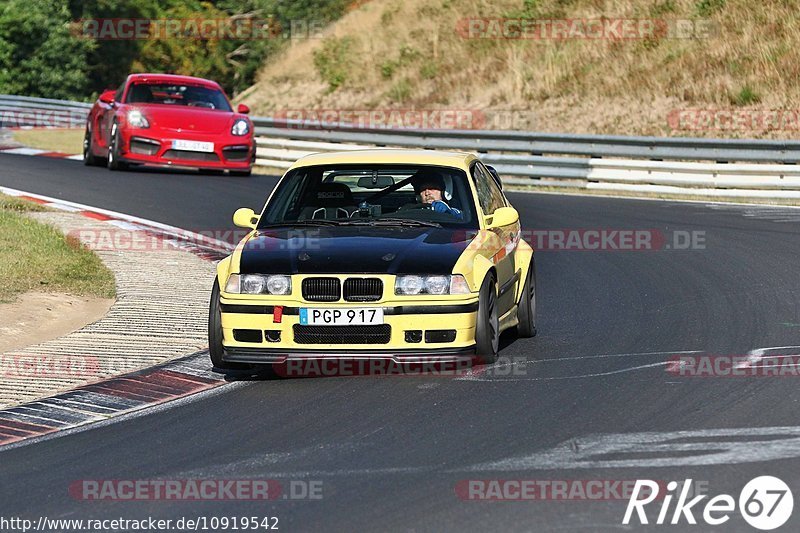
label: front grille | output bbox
[162,149,219,162]
[130,137,160,155]
[223,145,251,161]
[302,277,341,302]
[293,324,391,344]
[344,278,383,302]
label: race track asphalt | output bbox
[2,153,800,532]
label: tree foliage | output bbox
[0,0,351,100]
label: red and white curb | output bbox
[0,146,82,161]
[0,351,229,449]
[0,185,234,260]
[0,187,238,449]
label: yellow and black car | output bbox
[208,149,536,369]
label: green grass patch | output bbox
[730,85,761,106]
[313,36,354,92]
[0,194,115,303]
[387,79,412,102]
[0,195,48,213]
[12,128,83,154]
[695,0,726,16]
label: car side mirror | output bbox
[233,207,259,229]
[486,206,519,228]
[237,103,250,115]
[486,165,503,190]
[99,89,116,105]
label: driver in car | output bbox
[411,170,463,219]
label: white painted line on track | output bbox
[465,426,800,470]
[0,185,234,252]
[460,361,672,382]
[739,345,800,369]
[458,350,702,381]
[2,147,46,156]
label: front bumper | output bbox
[219,297,479,362]
[119,129,254,170]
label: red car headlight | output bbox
[127,110,150,128]
[231,119,250,136]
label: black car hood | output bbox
[238,226,473,275]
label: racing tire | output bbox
[474,274,500,364]
[83,127,103,167]
[230,169,252,177]
[516,259,537,338]
[208,280,249,371]
[107,122,128,171]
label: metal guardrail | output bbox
[3,94,800,198]
[0,95,91,128]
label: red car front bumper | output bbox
[118,128,254,170]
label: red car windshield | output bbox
[125,83,232,111]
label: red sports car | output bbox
[83,73,255,176]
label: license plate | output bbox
[300,308,384,325]
[172,139,214,153]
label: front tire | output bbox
[516,259,537,338]
[230,168,252,177]
[107,123,128,171]
[208,280,247,371]
[474,274,500,364]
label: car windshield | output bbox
[125,82,232,111]
[258,164,479,229]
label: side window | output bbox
[471,162,505,215]
[114,84,124,102]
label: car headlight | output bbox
[231,119,250,136]
[225,274,291,295]
[127,110,149,128]
[395,274,471,295]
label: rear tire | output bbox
[83,127,103,166]
[474,274,499,364]
[516,259,537,338]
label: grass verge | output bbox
[0,194,116,303]
[12,128,83,154]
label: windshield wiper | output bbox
[341,218,443,228]
[258,220,343,228]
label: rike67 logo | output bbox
[623,476,793,530]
